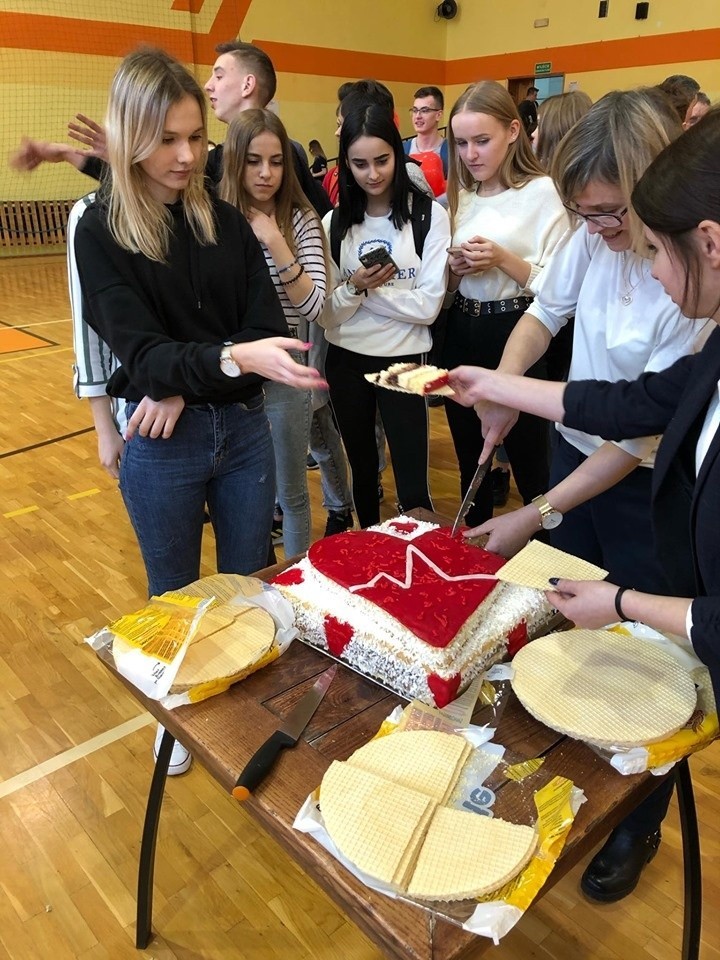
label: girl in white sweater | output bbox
[443,81,568,526]
[319,104,450,527]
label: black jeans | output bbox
[550,435,673,837]
[325,344,432,528]
[549,435,668,594]
[442,304,550,526]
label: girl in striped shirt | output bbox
[221,109,328,555]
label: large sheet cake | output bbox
[273,516,554,707]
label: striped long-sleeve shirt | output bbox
[261,207,326,342]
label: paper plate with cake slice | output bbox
[365,362,455,396]
[510,628,697,748]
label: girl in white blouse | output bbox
[443,81,567,526]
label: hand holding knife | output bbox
[232,664,337,801]
[450,445,500,537]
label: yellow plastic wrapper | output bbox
[293,700,583,945]
[601,623,719,775]
[85,575,297,707]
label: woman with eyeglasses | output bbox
[460,89,709,905]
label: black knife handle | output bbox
[232,730,296,800]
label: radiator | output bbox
[0,200,76,250]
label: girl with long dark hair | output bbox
[318,103,450,528]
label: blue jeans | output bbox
[264,379,312,557]
[309,403,353,513]
[119,396,275,597]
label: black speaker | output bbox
[635,2,649,19]
[437,1,458,20]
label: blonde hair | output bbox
[220,109,314,258]
[550,88,682,251]
[535,91,593,170]
[105,48,216,263]
[446,81,545,227]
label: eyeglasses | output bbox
[563,203,628,227]
[410,107,441,115]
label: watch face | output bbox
[542,511,563,530]
[220,353,241,378]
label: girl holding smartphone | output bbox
[73,49,323,598]
[221,109,327,557]
[318,103,450,528]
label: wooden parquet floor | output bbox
[0,253,718,960]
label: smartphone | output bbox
[359,246,398,271]
[446,246,463,255]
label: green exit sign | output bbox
[535,61,552,74]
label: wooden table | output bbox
[108,511,702,960]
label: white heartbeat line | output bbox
[348,543,498,593]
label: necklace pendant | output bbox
[621,293,633,306]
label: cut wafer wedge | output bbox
[496,540,608,591]
[320,761,437,887]
[407,806,537,901]
[346,730,471,804]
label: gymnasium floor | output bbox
[0,252,718,959]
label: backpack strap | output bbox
[330,207,341,268]
[410,191,433,259]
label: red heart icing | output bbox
[427,672,461,708]
[507,620,528,657]
[273,567,305,586]
[324,615,354,656]
[308,527,504,649]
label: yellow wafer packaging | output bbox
[85,574,297,706]
[294,699,583,945]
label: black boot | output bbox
[581,827,661,903]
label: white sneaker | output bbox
[153,724,192,776]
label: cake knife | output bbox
[232,664,337,801]
[450,445,499,537]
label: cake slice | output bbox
[365,363,454,396]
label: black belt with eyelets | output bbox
[453,291,533,316]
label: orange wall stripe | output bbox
[446,27,720,83]
[0,0,249,63]
[171,0,209,12]
[1,12,717,82]
[252,40,444,85]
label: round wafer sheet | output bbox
[511,629,697,747]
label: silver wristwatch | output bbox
[346,278,363,296]
[219,344,241,378]
[531,494,563,530]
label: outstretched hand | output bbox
[67,114,108,161]
[10,138,77,171]
[448,366,520,463]
[545,578,620,628]
[234,338,327,390]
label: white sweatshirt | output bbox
[528,225,708,464]
[319,200,450,357]
[452,176,568,301]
